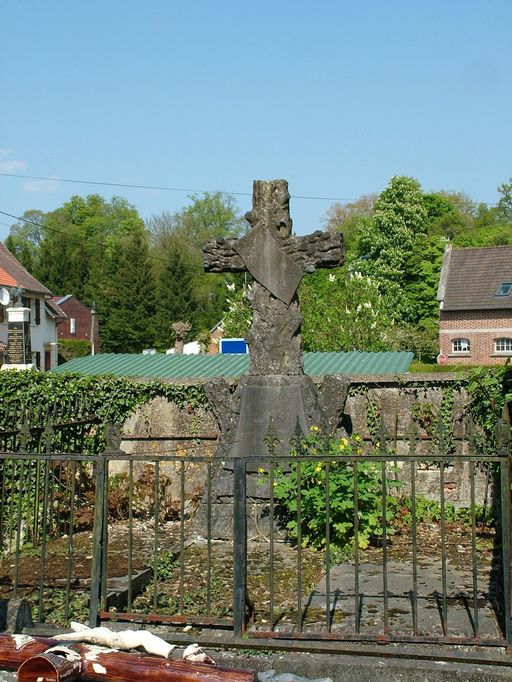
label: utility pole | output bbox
[90,302,96,355]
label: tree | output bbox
[323,193,377,255]
[5,210,46,273]
[36,195,146,306]
[100,229,157,353]
[147,192,247,331]
[497,177,512,223]
[355,176,428,325]
[153,247,197,350]
[300,267,394,352]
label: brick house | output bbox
[437,244,512,365]
[53,295,99,352]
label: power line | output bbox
[0,171,350,202]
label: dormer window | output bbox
[496,282,512,296]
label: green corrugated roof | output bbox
[51,351,413,379]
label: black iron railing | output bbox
[0,414,510,653]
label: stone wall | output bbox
[117,373,491,519]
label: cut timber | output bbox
[0,634,256,682]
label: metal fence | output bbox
[0,414,511,653]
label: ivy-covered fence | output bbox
[0,371,209,454]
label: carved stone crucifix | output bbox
[203,179,343,375]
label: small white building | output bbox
[0,242,66,370]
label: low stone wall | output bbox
[117,373,491,517]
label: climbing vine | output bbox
[0,370,208,444]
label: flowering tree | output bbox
[300,267,394,352]
[355,176,428,325]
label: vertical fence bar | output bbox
[13,458,25,597]
[470,459,479,637]
[100,454,109,613]
[233,457,247,637]
[500,448,512,647]
[409,463,418,639]
[325,461,331,632]
[269,460,275,630]
[381,459,389,634]
[127,460,133,611]
[37,459,51,623]
[440,458,448,636]
[89,453,106,628]
[296,459,303,632]
[354,460,360,634]
[378,416,389,634]
[179,460,185,615]
[153,461,161,613]
[408,418,419,636]
[64,461,77,623]
[206,461,212,616]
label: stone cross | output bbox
[203,179,343,375]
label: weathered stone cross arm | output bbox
[203,230,343,274]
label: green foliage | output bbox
[4,209,45,272]
[222,282,252,339]
[58,339,91,364]
[300,268,393,352]
[147,192,247,331]
[35,195,146,306]
[265,429,400,552]
[100,229,157,353]
[0,371,208,445]
[497,177,512,223]
[153,247,197,349]
[355,176,429,325]
[465,364,512,450]
[322,193,377,254]
[392,496,493,526]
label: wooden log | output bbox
[0,634,256,682]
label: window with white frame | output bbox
[452,338,470,353]
[70,318,76,335]
[495,338,512,353]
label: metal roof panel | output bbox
[52,351,413,379]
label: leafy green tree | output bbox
[322,194,377,255]
[154,247,197,350]
[36,195,145,305]
[147,192,247,331]
[497,177,512,223]
[99,229,157,353]
[5,210,46,273]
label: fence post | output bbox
[89,449,107,628]
[497,405,512,650]
[233,456,247,637]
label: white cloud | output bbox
[23,177,61,193]
[0,148,27,173]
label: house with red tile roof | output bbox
[0,242,66,370]
[437,244,512,365]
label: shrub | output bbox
[263,428,400,552]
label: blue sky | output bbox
[1,1,511,239]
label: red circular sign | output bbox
[437,353,447,366]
